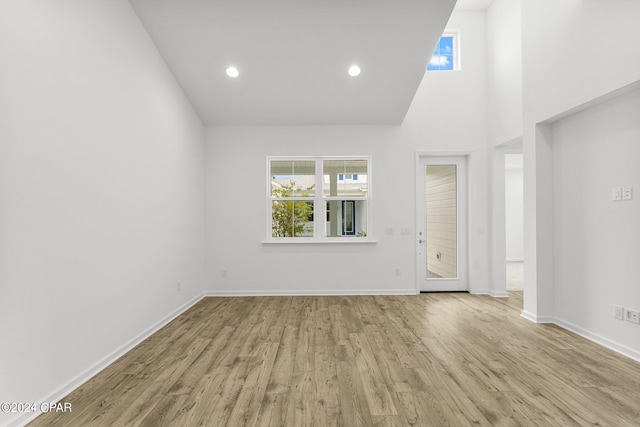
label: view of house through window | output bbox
[427,31,459,71]
[269,157,370,240]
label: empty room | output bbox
[2,0,640,426]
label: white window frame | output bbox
[265,156,374,244]
[428,29,461,72]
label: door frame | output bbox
[415,152,470,292]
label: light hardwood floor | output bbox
[29,293,640,426]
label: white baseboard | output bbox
[506,258,524,262]
[489,290,509,298]
[519,310,536,322]
[6,293,204,427]
[520,310,555,324]
[519,312,640,363]
[204,289,418,297]
[553,317,640,363]
[469,289,509,298]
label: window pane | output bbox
[271,160,315,198]
[425,165,457,278]
[325,199,367,237]
[272,200,314,237]
[428,36,454,71]
[323,159,368,197]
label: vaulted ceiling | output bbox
[128,0,459,125]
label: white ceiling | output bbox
[129,0,457,125]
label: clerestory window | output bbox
[427,31,460,71]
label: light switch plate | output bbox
[612,187,622,201]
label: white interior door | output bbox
[416,155,468,292]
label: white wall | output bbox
[523,1,640,126]
[505,155,523,261]
[0,1,205,425]
[521,0,640,352]
[205,11,492,295]
[552,88,640,357]
[206,126,413,294]
[487,0,522,146]
[486,0,522,299]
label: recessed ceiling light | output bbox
[348,65,361,77]
[226,66,239,78]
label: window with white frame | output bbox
[427,31,460,71]
[268,157,371,241]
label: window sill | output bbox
[262,238,378,245]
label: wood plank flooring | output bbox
[29,293,640,426]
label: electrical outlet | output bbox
[624,308,640,324]
[221,269,228,278]
[623,186,633,200]
[395,267,402,276]
[614,305,624,320]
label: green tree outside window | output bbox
[271,181,314,237]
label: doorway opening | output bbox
[505,153,524,308]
